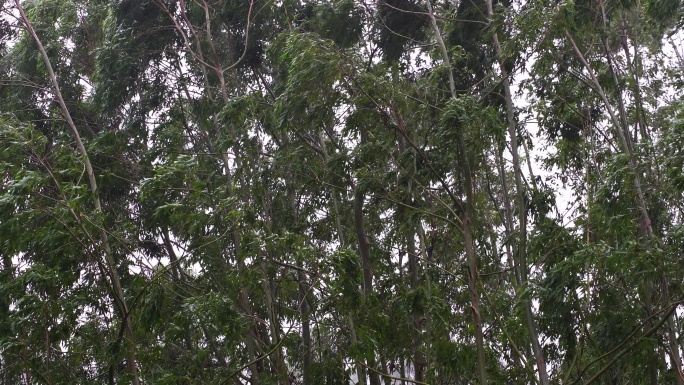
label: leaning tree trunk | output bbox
[564,0,682,381]
[14,2,141,383]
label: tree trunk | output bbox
[484,2,550,384]
[407,233,426,382]
[298,269,312,385]
[353,187,381,385]
[425,1,488,383]
[14,2,140,383]
[317,131,367,385]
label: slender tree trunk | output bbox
[380,360,392,385]
[256,147,299,383]
[277,157,312,385]
[396,119,427,383]
[353,186,381,385]
[662,281,684,385]
[484,2,549,384]
[673,312,684,384]
[317,130,366,385]
[495,149,521,286]
[201,5,267,379]
[400,358,406,385]
[668,316,684,384]
[407,233,426,382]
[348,316,366,385]
[260,255,286,382]
[416,224,434,377]
[0,253,15,385]
[425,1,487,383]
[181,1,267,379]
[14,2,141,383]
[566,3,682,382]
[162,4,265,379]
[620,23,683,384]
[565,30,653,237]
[298,269,312,385]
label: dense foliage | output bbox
[1,0,684,384]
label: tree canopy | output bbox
[1,0,684,384]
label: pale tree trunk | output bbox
[673,312,684,384]
[495,149,521,286]
[380,361,392,385]
[565,28,652,239]
[484,1,550,384]
[668,313,684,384]
[663,281,684,385]
[355,187,374,299]
[159,2,268,381]
[400,358,406,385]
[14,2,140,383]
[1,254,16,385]
[425,1,487,383]
[620,21,684,384]
[261,257,288,382]
[565,1,683,381]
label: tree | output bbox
[1,0,684,384]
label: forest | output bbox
[1,0,684,384]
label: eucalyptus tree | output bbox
[2,0,684,384]
[1,0,151,382]
[522,0,684,383]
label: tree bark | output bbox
[298,269,312,385]
[14,2,140,383]
[353,186,381,385]
[565,2,681,381]
[407,233,426,382]
[425,1,488,383]
[484,1,550,384]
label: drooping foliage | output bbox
[1,0,684,384]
